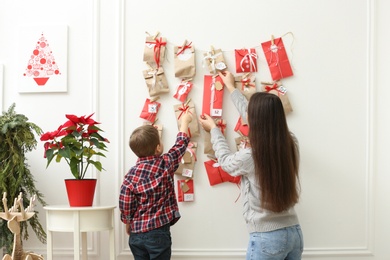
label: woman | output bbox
[199,70,303,260]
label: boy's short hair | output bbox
[129,125,160,158]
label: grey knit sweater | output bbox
[210,89,300,233]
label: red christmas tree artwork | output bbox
[23,33,61,86]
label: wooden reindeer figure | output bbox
[0,192,44,260]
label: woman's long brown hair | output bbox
[248,92,300,212]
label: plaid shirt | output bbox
[119,132,189,233]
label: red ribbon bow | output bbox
[241,78,255,90]
[217,120,226,135]
[177,42,192,56]
[265,83,282,96]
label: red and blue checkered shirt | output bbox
[119,132,189,233]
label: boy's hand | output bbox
[199,114,217,132]
[218,70,236,93]
[126,223,131,235]
[181,110,193,125]
[179,110,192,134]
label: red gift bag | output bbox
[261,36,293,81]
[173,80,193,102]
[202,75,224,117]
[177,179,194,202]
[139,98,161,123]
[234,116,249,136]
[204,160,224,186]
[220,169,241,184]
[235,48,258,73]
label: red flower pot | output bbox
[65,179,97,207]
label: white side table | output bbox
[44,205,116,260]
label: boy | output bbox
[119,111,192,260]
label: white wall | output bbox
[1,0,389,259]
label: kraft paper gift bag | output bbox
[203,119,226,155]
[235,48,258,73]
[261,83,293,114]
[143,32,167,68]
[173,80,193,103]
[202,75,224,118]
[139,97,161,123]
[175,142,197,178]
[203,47,227,75]
[261,36,293,81]
[174,40,196,79]
[177,179,194,202]
[143,66,169,97]
[173,99,200,138]
[234,73,257,101]
[234,116,249,137]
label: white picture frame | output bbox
[18,25,68,93]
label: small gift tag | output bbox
[182,168,193,178]
[182,151,192,164]
[181,181,190,193]
[214,80,223,91]
[178,179,194,202]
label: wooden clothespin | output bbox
[150,96,160,102]
[210,45,215,55]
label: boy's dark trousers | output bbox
[129,224,172,260]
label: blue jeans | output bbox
[129,224,172,260]
[246,225,304,260]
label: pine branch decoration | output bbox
[0,103,47,254]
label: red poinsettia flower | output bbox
[40,113,109,179]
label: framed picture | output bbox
[18,25,68,93]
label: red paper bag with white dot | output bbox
[261,37,293,81]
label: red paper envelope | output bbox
[234,116,249,136]
[202,75,224,117]
[261,37,293,81]
[139,98,161,123]
[177,179,194,202]
[220,169,241,184]
[204,160,224,186]
[235,48,258,73]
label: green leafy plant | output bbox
[40,113,109,179]
[0,103,46,254]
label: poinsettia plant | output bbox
[40,113,109,179]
